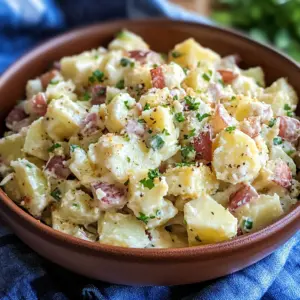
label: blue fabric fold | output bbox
[0,1,299,299]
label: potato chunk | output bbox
[23,118,52,161]
[184,193,237,245]
[234,194,283,233]
[127,170,178,228]
[165,165,219,199]
[0,132,25,165]
[11,159,49,217]
[212,129,261,184]
[169,38,220,69]
[98,212,149,248]
[44,97,86,141]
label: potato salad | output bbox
[1,30,299,248]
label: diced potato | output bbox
[98,212,149,248]
[11,159,49,217]
[60,49,107,86]
[148,227,188,248]
[108,30,149,52]
[165,165,219,199]
[57,189,100,225]
[139,88,170,108]
[254,135,269,167]
[127,170,178,228]
[169,38,220,69]
[212,104,237,135]
[0,132,25,164]
[69,147,96,185]
[124,64,152,90]
[184,193,237,245]
[212,184,242,208]
[23,118,52,161]
[260,78,298,116]
[103,50,126,86]
[160,63,185,89]
[105,93,136,133]
[231,75,263,98]
[52,210,97,241]
[44,97,87,141]
[212,129,261,184]
[45,80,77,101]
[26,78,43,99]
[88,134,160,182]
[234,194,283,233]
[1,174,22,203]
[260,121,280,146]
[242,66,265,87]
[270,145,296,175]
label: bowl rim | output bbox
[0,18,299,261]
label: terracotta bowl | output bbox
[0,19,299,286]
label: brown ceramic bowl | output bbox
[0,19,299,286]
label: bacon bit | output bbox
[40,69,59,89]
[228,184,258,212]
[125,119,145,137]
[29,93,48,116]
[91,182,127,210]
[193,128,213,162]
[80,113,100,136]
[212,104,235,135]
[217,70,238,84]
[278,116,300,142]
[129,50,150,63]
[240,117,261,138]
[45,156,71,179]
[150,67,165,89]
[272,160,292,189]
[90,85,106,105]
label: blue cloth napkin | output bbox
[0,1,299,299]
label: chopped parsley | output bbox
[70,144,80,152]
[202,72,211,82]
[225,126,236,133]
[143,103,151,111]
[26,163,32,169]
[174,112,185,122]
[173,95,178,100]
[268,118,276,128]
[230,96,236,101]
[162,129,170,136]
[185,96,200,111]
[120,58,134,68]
[137,119,145,124]
[123,134,130,142]
[242,217,253,232]
[218,79,225,87]
[49,80,60,85]
[182,67,189,75]
[197,61,201,67]
[89,70,104,83]
[196,113,211,122]
[286,150,295,156]
[124,100,131,109]
[184,128,196,139]
[273,137,283,145]
[175,162,194,167]
[116,30,126,39]
[149,135,165,150]
[140,168,160,190]
[127,156,131,163]
[72,203,80,208]
[171,51,182,58]
[124,179,130,186]
[137,212,155,224]
[51,188,62,201]
[181,145,196,161]
[81,92,91,101]
[48,143,61,152]
[284,104,291,111]
[116,79,125,89]
[287,111,294,117]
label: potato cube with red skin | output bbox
[211,104,237,135]
[278,116,300,142]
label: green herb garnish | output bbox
[138,119,145,124]
[268,118,276,128]
[182,67,189,75]
[124,134,130,142]
[124,100,131,110]
[202,73,211,82]
[185,96,200,111]
[143,103,151,111]
[171,51,182,58]
[120,58,133,67]
[149,135,165,150]
[116,79,125,89]
[51,188,62,201]
[173,95,178,101]
[162,129,170,136]
[49,80,60,85]
[196,113,211,122]
[48,143,61,152]
[242,217,253,232]
[70,144,80,152]
[127,156,131,163]
[225,126,236,133]
[174,112,185,122]
[181,145,196,161]
[81,92,91,101]
[140,168,160,190]
[273,137,283,145]
[89,70,104,83]
[184,128,196,139]
[284,104,291,111]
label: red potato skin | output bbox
[278,116,300,142]
[30,93,48,116]
[40,70,59,89]
[272,160,292,189]
[228,184,258,212]
[211,104,235,135]
[240,117,261,138]
[193,129,212,162]
[129,50,150,63]
[150,67,165,89]
[45,156,71,179]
